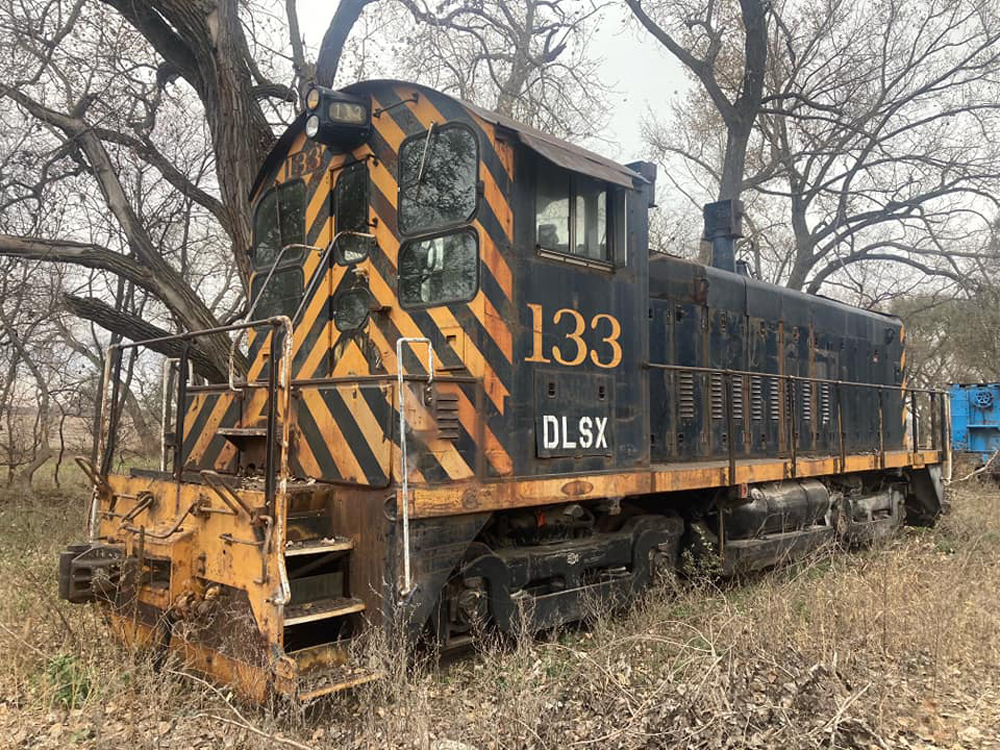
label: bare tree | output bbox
[0,0,365,376]
[626,0,768,200]
[647,0,1000,300]
[389,0,613,140]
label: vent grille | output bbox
[750,376,764,421]
[802,382,812,422]
[770,379,781,422]
[678,372,695,420]
[432,391,460,440]
[710,374,725,420]
[819,383,832,424]
[731,376,744,421]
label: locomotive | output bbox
[58,80,948,702]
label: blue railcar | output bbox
[950,383,1000,463]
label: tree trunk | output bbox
[718,0,767,201]
[100,0,279,290]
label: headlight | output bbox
[335,290,370,331]
[305,114,320,139]
[305,86,321,110]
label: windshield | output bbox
[253,181,306,267]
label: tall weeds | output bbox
[2,480,998,748]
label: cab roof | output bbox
[250,80,647,199]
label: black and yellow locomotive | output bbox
[59,80,948,701]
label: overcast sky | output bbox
[294,1,692,160]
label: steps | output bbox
[285,596,366,626]
[279,507,376,697]
[285,537,354,556]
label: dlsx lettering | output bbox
[541,415,609,450]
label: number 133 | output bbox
[525,304,623,368]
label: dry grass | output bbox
[2,477,999,749]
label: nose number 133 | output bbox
[525,303,623,368]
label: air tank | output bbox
[725,479,831,539]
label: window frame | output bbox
[397,122,481,237]
[534,166,624,270]
[397,228,480,311]
[252,179,307,269]
[333,160,371,266]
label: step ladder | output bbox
[280,506,379,700]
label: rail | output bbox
[396,337,436,597]
[645,362,949,485]
[91,317,294,550]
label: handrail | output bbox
[228,242,317,393]
[647,362,948,462]
[227,232,375,394]
[91,316,294,561]
[644,361,946,395]
[396,336,435,597]
[159,358,180,472]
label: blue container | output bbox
[950,383,1000,463]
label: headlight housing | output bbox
[335,290,371,331]
[301,86,370,148]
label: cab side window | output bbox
[536,165,623,263]
[398,125,478,235]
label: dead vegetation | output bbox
[2,477,999,749]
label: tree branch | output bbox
[62,295,227,381]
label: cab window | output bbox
[253,181,306,267]
[399,230,478,307]
[249,266,304,320]
[334,162,370,264]
[536,166,622,262]
[398,124,478,235]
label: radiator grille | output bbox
[819,383,832,424]
[731,376,744,421]
[710,374,724,420]
[802,382,812,422]
[750,376,764,421]
[678,372,695,420]
[432,391,460,440]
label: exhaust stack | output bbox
[702,199,744,273]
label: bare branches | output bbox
[627,0,768,199]
[315,0,377,86]
[0,236,153,289]
[648,0,1000,301]
[390,0,612,141]
[62,295,226,381]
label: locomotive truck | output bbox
[58,80,948,702]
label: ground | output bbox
[1,475,998,750]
